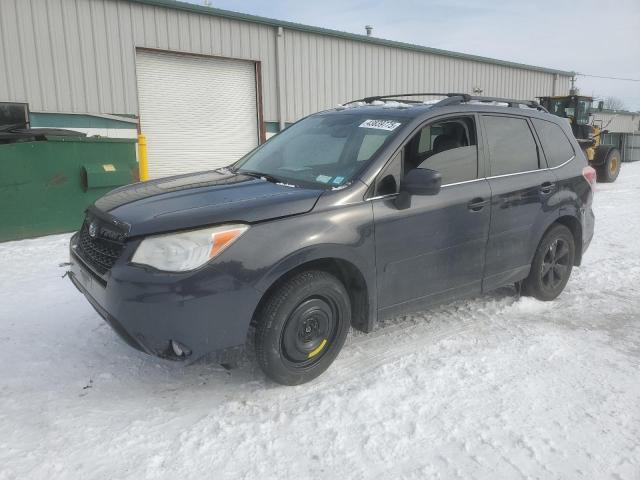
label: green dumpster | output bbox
[0,135,138,242]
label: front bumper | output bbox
[68,235,262,363]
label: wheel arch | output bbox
[253,255,375,334]
[536,215,583,266]
[556,215,583,266]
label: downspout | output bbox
[275,26,286,131]
[552,73,559,96]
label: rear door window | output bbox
[532,119,575,167]
[483,116,539,176]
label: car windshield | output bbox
[232,113,405,188]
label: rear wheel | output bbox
[595,147,621,183]
[253,270,351,385]
[522,224,575,301]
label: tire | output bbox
[252,270,351,385]
[595,147,621,183]
[522,224,575,301]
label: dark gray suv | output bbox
[69,93,595,385]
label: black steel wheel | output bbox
[281,296,338,366]
[253,270,350,385]
[522,224,575,301]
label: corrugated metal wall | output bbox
[0,0,278,118]
[0,0,571,124]
[280,29,570,121]
[591,112,640,134]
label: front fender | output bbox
[213,200,378,329]
[256,244,376,294]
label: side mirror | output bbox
[395,168,442,209]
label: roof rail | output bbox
[346,92,470,105]
[343,92,548,112]
[464,95,548,112]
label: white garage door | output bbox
[135,50,259,179]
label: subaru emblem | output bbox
[88,222,98,238]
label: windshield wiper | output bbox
[237,170,291,185]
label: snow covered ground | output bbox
[1,164,639,480]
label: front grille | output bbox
[76,220,125,275]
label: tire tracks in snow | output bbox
[252,290,528,405]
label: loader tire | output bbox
[595,147,621,183]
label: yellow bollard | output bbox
[137,133,149,181]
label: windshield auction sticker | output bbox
[316,175,332,183]
[359,119,402,131]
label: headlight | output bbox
[131,224,249,272]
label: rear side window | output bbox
[532,119,575,168]
[483,116,539,176]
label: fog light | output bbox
[170,339,191,357]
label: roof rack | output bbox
[344,92,548,112]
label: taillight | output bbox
[582,166,597,189]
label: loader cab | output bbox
[539,95,594,131]
[539,95,595,142]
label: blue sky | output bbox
[187,0,640,110]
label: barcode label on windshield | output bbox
[359,119,401,131]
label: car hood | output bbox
[93,169,323,237]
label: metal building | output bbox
[593,110,640,163]
[591,111,640,135]
[0,0,573,178]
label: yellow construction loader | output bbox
[539,95,621,182]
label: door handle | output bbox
[539,182,556,195]
[467,197,488,212]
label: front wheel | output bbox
[253,270,351,385]
[522,224,575,301]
